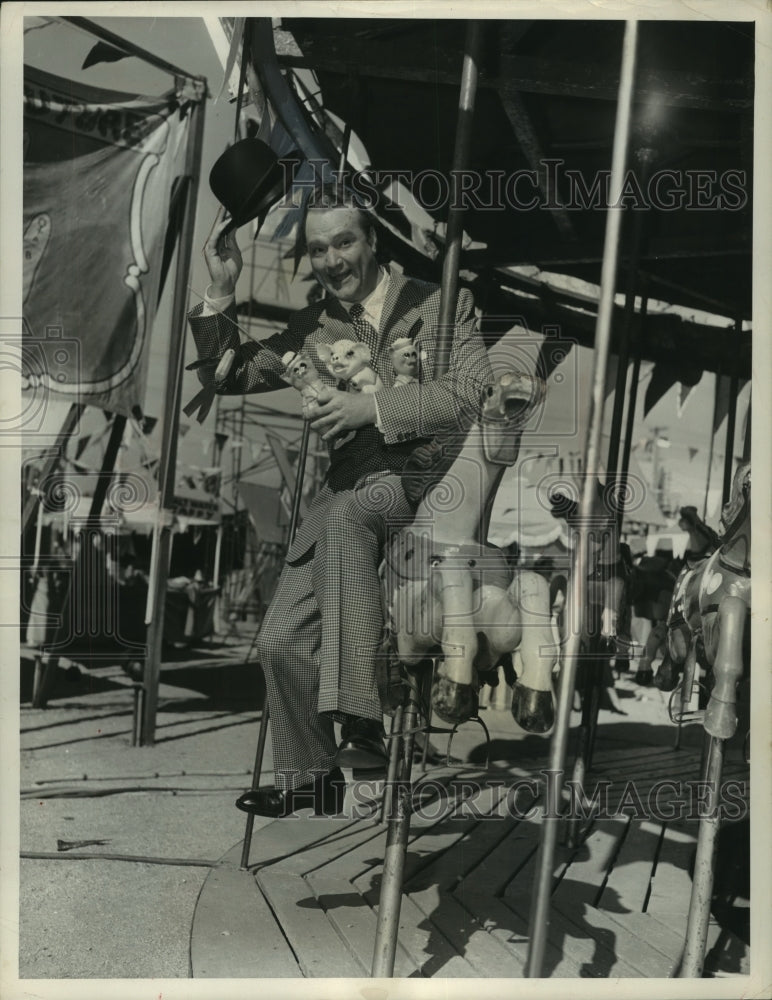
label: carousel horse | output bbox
[547,487,634,679]
[385,369,557,733]
[654,506,720,692]
[679,463,750,976]
[696,463,751,740]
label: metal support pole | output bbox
[371,20,485,979]
[702,371,720,521]
[22,403,84,539]
[742,398,751,462]
[616,291,648,529]
[371,687,420,977]
[140,94,206,746]
[379,705,404,824]
[434,20,485,376]
[721,337,741,505]
[525,20,639,978]
[606,154,652,482]
[679,735,724,976]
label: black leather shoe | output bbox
[235,767,346,818]
[336,716,389,770]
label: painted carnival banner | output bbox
[22,66,191,416]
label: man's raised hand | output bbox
[203,206,243,298]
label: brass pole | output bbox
[525,20,639,977]
[679,736,723,976]
[371,20,486,979]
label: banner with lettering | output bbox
[22,66,193,416]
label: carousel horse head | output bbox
[720,462,750,534]
[718,462,751,575]
[479,370,546,465]
[678,505,720,553]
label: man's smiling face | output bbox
[305,207,380,303]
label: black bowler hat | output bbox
[209,137,298,229]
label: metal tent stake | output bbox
[371,19,485,979]
[525,19,639,978]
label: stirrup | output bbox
[668,677,707,726]
[445,714,492,770]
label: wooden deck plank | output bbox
[408,884,527,977]
[597,819,663,913]
[405,790,517,892]
[401,781,517,888]
[358,881,477,978]
[646,819,696,918]
[454,814,544,897]
[244,813,363,873]
[190,846,301,978]
[506,895,642,978]
[550,817,629,907]
[460,892,584,978]
[268,818,384,876]
[305,873,419,978]
[301,774,468,883]
[552,902,677,977]
[256,870,369,978]
[598,910,683,964]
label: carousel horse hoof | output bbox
[635,667,654,687]
[431,675,478,724]
[703,699,738,741]
[654,656,680,692]
[511,684,554,734]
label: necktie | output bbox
[349,302,378,347]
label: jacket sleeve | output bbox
[188,301,306,395]
[374,288,491,445]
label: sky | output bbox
[19,12,752,533]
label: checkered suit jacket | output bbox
[188,267,491,558]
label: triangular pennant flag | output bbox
[688,447,698,462]
[713,376,749,433]
[178,423,191,438]
[82,41,132,70]
[141,416,158,436]
[643,363,679,418]
[75,435,91,461]
[677,378,701,418]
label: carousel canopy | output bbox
[273,17,753,377]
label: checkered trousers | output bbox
[256,475,414,790]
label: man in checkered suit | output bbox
[188,189,491,817]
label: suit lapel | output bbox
[311,299,352,346]
[379,269,424,350]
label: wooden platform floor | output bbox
[190,740,750,980]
